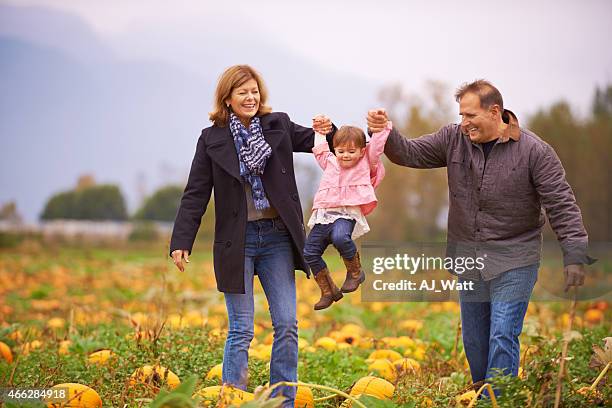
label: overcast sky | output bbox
[6,0,612,118]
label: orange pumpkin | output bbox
[584,308,604,325]
[46,383,102,407]
[350,376,395,399]
[294,385,314,408]
[129,365,180,390]
[0,341,13,363]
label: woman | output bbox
[169,64,333,406]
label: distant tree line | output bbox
[38,176,217,241]
[41,185,128,221]
[40,177,184,223]
[133,185,183,221]
[529,85,611,241]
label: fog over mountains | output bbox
[0,5,380,220]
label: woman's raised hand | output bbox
[312,114,332,134]
[171,249,190,272]
[367,109,388,133]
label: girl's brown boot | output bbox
[314,267,343,310]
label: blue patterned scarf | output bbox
[229,112,272,210]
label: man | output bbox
[367,80,595,386]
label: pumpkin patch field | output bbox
[0,241,610,407]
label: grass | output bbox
[0,239,610,407]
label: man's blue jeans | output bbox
[222,217,298,407]
[459,263,539,385]
[303,218,357,274]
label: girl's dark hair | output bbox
[333,126,366,148]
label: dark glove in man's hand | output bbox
[564,264,585,292]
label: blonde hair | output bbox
[333,126,366,148]
[209,65,272,127]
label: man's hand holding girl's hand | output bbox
[367,109,389,133]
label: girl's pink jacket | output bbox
[311,123,392,216]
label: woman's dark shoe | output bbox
[341,251,365,293]
[313,267,343,310]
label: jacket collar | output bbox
[499,109,520,143]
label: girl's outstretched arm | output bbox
[367,121,393,171]
[312,132,334,170]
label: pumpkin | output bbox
[129,365,180,390]
[559,313,583,328]
[207,315,227,329]
[294,385,314,408]
[398,319,423,332]
[331,330,360,345]
[404,345,427,360]
[194,385,254,406]
[46,383,102,407]
[382,336,414,349]
[255,344,273,360]
[350,376,395,400]
[455,390,476,407]
[185,310,206,327]
[248,347,263,360]
[87,350,114,366]
[357,338,375,350]
[0,341,13,363]
[592,300,608,311]
[297,338,310,350]
[584,308,604,324]
[8,330,23,341]
[367,359,397,382]
[47,318,66,329]
[340,323,364,335]
[167,313,188,329]
[209,328,224,339]
[196,385,223,404]
[367,349,402,362]
[206,363,223,380]
[253,324,265,336]
[422,396,433,407]
[314,337,337,351]
[22,339,43,355]
[58,340,72,355]
[392,357,421,375]
[263,332,275,345]
[129,312,149,327]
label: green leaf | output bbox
[357,395,402,407]
[149,375,198,408]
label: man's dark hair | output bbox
[455,79,504,111]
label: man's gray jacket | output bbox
[383,110,595,280]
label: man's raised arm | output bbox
[367,109,450,169]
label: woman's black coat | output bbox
[170,112,333,293]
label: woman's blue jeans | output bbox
[222,217,298,407]
[459,263,539,389]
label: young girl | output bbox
[304,121,392,310]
